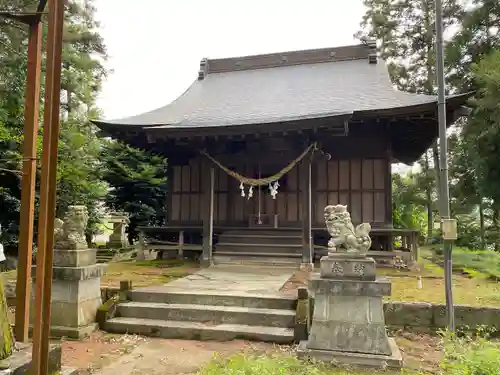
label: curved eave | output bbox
[92,91,472,137]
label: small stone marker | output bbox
[297,205,402,369]
[107,212,130,248]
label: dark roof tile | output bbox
[94,43,460,130]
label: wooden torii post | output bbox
[0,0,47,345]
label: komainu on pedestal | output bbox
[297,205,402,369]
[31,205,107,339]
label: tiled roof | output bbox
[93,43,455,130]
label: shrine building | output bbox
[93,41,469,267]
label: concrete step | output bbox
[105,317,294,344]
[213,254,302,267]
[214,251,302,258]
[215,243,302,254]
[128,290,296,310]
[117,302,295,327]
[222,229,301,236]
[218,234,302,245]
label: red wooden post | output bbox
[14,19,42,343]
[31,0,64,373]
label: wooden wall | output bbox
[313,158,388,226]
[169,156,390,226]
[170,157,231,224]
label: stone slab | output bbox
[32,263,107,281]
[30,296,102,329]
[53,248,97,267]
[310,274,391,297]
[105,317,294,344]
[51,278,102,303]
[29,323,98,340]
[320,256,376,281]
[297,339,403,369]
[0,343,61,375]
[308,319,392,355]
[157,265,293,295]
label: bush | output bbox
[441,330,500,375]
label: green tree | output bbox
[0,0,108,247]
[357,0,472,244]
[446,0,500,92]
[463,51,500,249]
[101,141,168,243]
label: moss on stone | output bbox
[0,275,14,360]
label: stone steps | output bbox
[215,243,302,254]
[218,234,302,245]
[213,254,302,266]
[213,229,304,266]
[105,290,296,344]
[128,290,296,310]
[117,302,295,327]
[105,317,294,343]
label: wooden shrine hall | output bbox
[94,41,469,267]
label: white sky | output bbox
[94,0,366,120]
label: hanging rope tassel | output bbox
[201,142,317,187]
[240,182,245,197]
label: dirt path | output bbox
[61,332,273,374]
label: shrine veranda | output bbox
[94,42,469,266]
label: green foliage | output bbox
[392,173,428,236]
[441,330,500,374]
[57,115,108,239]
[101,141,168,242]
[0,0,108,248]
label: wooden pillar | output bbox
[15,19,42,343]
[300,158,313,268]
[32,0,65,373]
[177,230,184,260]
[201,160,215,266]
[385,148,393,251]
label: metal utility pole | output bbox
[435,0,455,331]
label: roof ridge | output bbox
[197,41,377,79]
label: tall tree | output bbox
[447,0,500,92]
[357,0,463,237]
[0,0,108,248]
[463,51,500,249]
[101,141,168,243]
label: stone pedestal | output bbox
[297,254,402,369]
[31,248,107,339]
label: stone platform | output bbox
[297,338,403,369]
[0,343,62,375]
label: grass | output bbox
[100,259,199,288]
[197,332,500,375]
[374,247,500,307]
[2,259,199,289]
[197,352,409,375]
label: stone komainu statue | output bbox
[324,204,372,256]
[54,205,89,250]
